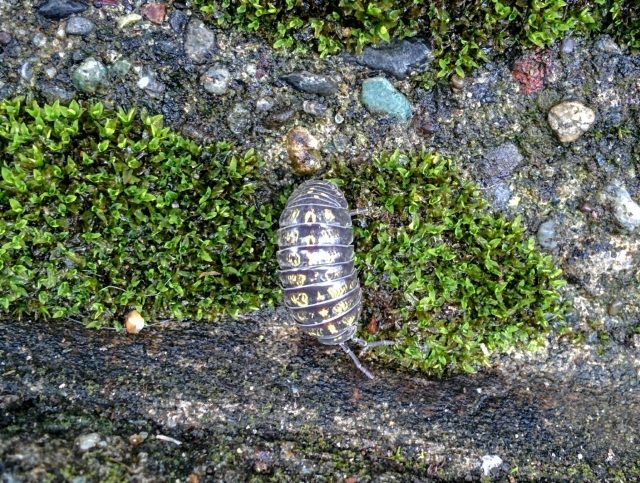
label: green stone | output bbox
[360,77,412,122]
[72,57,107,93]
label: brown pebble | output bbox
[141,3,166,24]
[125,309,145,334]
[366,317,378,334]
[129,433,144,446]
[187,474,199,483]
[450,74,464,91]
[608,300,625,317]
[286,126,323,175]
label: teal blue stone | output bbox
[360,77,412,122]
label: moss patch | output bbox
[332,151,566,375]
[0,97,283,327]
[196,0,639,78]
[0,98,565,375]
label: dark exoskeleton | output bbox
[276,180,393,379]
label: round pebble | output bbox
[201,66,231,95]
[76,433,101,452]
[66,16,95,36]
[537,219,558,249]
[71,57,107,93]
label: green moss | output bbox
[0,98,566,376]
[0,97,284,327]
[195,0,639,78]
[331,150,566,376]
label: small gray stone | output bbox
[302,100,326,117]
[594,35,622,54]
[361,77,412,122]
[256,97,274,112]
[263,108,295,129]
[185,19,215,64]
[76,432,101,452]
[201,66,230,95]
[561,37,576,55]
[481,142,523,180]
[38,0,87,20]
[607,183,640,231]
[32,33,47,48]
[548,101,595,142]
[169,10,188,33]
[227,104,252,135]
[71,57,106,93]
[39,83,75,103]
[537,219,558,249]
[19,57,39,81]
[109,59,131,78]
[137,69,165,99]
[358,40,432,79]
[66,16,95,36]
[481,454,503,476]
[280,71,337,96]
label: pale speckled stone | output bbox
[548,101,595,142]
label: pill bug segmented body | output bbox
[277,180,392,379]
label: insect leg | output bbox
[352,337,397,356]
[339,343,374,380]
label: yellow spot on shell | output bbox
[286,273,306,287]
[318,308,330,318]
[288,208,300,223]
[316,291,326,302]
[323,209,336,222]
[326,324,338,334]
[304,210,317,223]
[289,292,309,307]
[287,252,301,267]
[327,281,347,299]
[332,299,350,315]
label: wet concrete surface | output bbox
[1,313,638,480]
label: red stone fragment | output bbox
[512,50,551,95]
[141,3,166,24]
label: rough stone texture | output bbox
[361,77,412,122]
[358,40,432,79]
[1,319,639,480]
[37,0,87,20]
[548,101,596,142]
[184,19,215,64]
[71,57,106,93]
[286,126,323,175]
[280,71,338,96]
[65,16,95,36]
[607,183,640,231]
[201,66,231,95]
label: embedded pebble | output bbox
[450,74,464,91]
[76,433,101,452]
[361,77,412,122]
[263,108,295,129]
[280,71,337,96]
[607,300,625,317]
[65,16,95,36]
[137,69,165,98]
[481,142,523,179]
[537,219,558,249]
[256,97,274,112]
[185,19,215,64]
[548,101,595,142]
[109,59,131,77]
[201,66,231,95]
[481,455,503,476]
[38,0,87,20]
[117,13,142,29]
[561,37,576,55]
[32,33,47,48]
[227,104,252,134]
[286,127,322,175]
[302,100,326,117]
[607,183,640,230]
[71,57,107,93]
[0,31,12,45]
[141,3,166,25]
[169,10,188,33]
[358,40,432,79]
[39,83,75,103]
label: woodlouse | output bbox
[277,180,393,379]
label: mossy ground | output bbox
[195,0,639,78]
[1,98,566,376]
